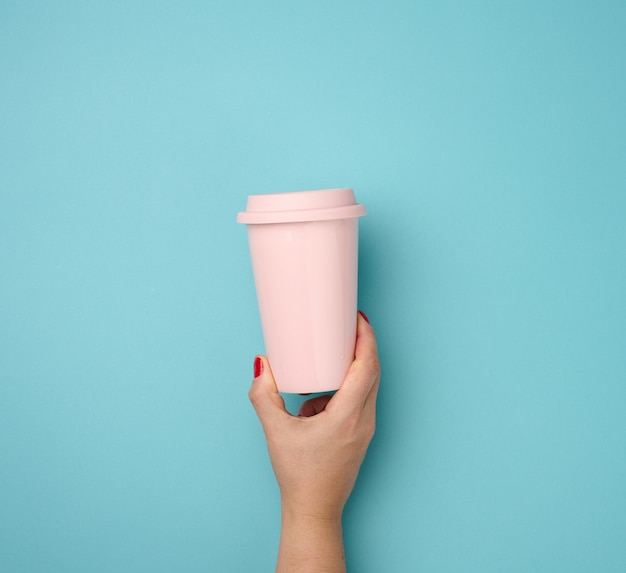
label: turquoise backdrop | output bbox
[1,1,625,571]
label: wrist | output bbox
[278,505,345,573]
[280,491,345,525]
[281,503,343,528]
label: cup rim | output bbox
[236,188,366,225]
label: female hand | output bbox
[249,312,380,572]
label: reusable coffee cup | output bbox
[237,188,367,393]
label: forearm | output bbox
[276,507,346,573]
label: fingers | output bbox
[354,311,379,367]
[248,355,289,429]
[298,394,333,417]
[328,312,380,415]
[249,312,380,424]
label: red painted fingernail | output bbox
[358,310,370,324]
[254,356,263,378]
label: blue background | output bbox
[1,1,625,571]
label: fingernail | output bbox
[254,356,263,378]
[358,310,370,324]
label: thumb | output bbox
[248,355,289,427]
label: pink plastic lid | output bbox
[236,188,367,224]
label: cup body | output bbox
[237,189,365,393]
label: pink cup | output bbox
[237,188,367,393]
